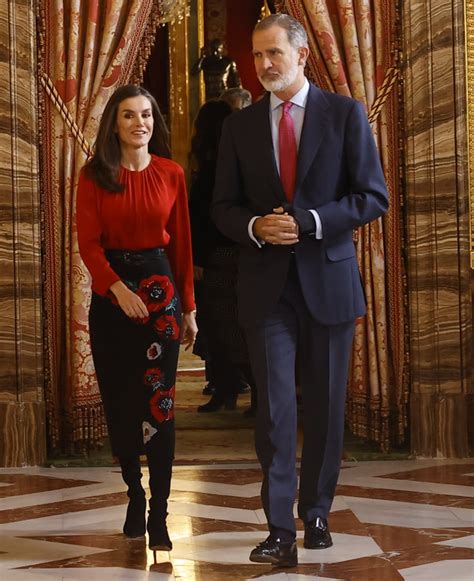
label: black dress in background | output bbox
[189,158,254,407]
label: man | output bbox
[192,39,241,100]
[212,14,388,568]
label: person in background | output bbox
[189,99,256,414]
[220,86,257,415]
[212,14,389,567]
[76,84,197,557]
[220,87,252,111]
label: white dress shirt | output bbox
[248,78,323,245]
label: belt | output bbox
[105,247,165,262]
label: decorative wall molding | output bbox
[169,14,190,168]
[158,0,189,24]
[205,0,226,45]
[466,1,474,268]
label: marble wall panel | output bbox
[0,0,46,465]
[403,0,472,457]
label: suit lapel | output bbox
[295,84,330,195]
[251,95,287,205]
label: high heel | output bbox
[148,512,172,552]
[123,492,146,538]
[148,524,172,553]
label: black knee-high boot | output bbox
[119,456,146,538]
[145,423,174,552]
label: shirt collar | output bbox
[270,77,310,111]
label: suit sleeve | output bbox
[315,100,389,238]
[211,118,257,247]
[76,169,121,295]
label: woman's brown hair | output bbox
[86,85,170,192]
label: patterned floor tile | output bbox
[0,460,473,580]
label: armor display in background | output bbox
[192,39,241,100]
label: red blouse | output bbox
[76,155,195,312]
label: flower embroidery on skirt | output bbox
[136,275,174,312]
[146,342,163,361]
[142,421,158,444]
[154,314,180,340]
[144,367,165,391]
[150,385,175,423]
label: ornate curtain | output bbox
[40,1,165,453]
[283,0,407,450]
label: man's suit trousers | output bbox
[244,261,355,539]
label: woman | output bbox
[189,99,256,413]
[76,85,197,555]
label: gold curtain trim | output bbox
[40,73,93,158]
[41,63,399,161]
[368,67,400,123]
[72,403,108,454]
[129,2,190,85]
[129,4,163,85]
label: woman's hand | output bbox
[180,310,198,351]
[109,280,149,319]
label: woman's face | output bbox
[115,95,154,151]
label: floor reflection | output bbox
[0,459,472,580]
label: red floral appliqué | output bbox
[144,367,164,390]
[154,314,180,341]
[150,385,175,423]
[136,275,174,312]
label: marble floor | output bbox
[2,353,473,578]
[0,458,473,580]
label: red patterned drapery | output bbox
[284,0,407,451]
[40,1,165,453]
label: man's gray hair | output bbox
[254,14,308,49]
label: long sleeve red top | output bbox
[76,155,195,313]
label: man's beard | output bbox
[259,62,299,93]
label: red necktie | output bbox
[278,101,297,202]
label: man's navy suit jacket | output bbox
[211,83,389,327]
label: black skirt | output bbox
[89,248,182,458]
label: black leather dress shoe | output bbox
[242,405,256,418]
[197,395,236,413]
[238,383,251,394]
[249,536,297,567]
[202,383,215,396]
[304,517,333,549]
